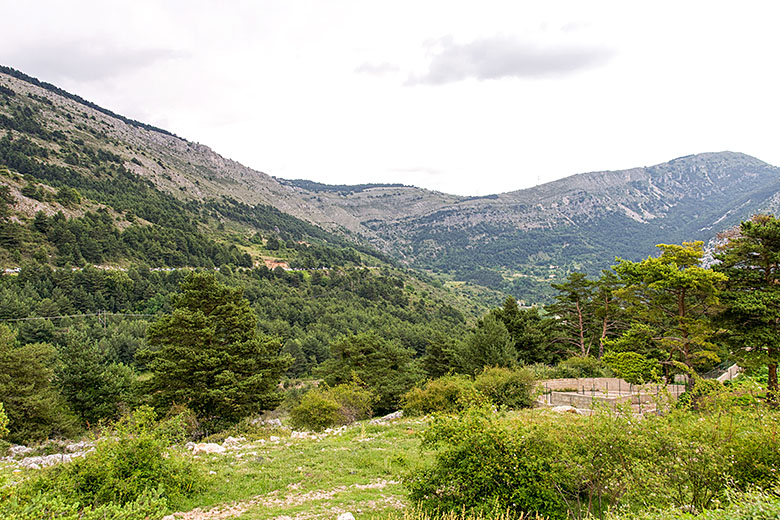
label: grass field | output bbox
[165,417,429,520]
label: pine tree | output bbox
[547,273,596,357]
[0,325,76,443]
[612,242,726,382]
[715,214,780,399]
[457,314,517,374]
[142,273,291,426]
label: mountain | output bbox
[279,152,780,301]
[0,66,487,378]
[2,65,779,304]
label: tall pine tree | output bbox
[142,273,291,426]
[715,214,780,399]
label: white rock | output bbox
[250,417,283,427]
[8,445,33,457]
[222,436,246,446]
[65,441,94,452]
[337,513,356,520]
[269,435,280,442]
[369,410,403,424]
[550,405,580,414]
[191,443,226,455]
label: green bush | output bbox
[473,367,536,409]
[0,490,167,520]
[401,375,484,416]
[554,355,606,378]
[526,363,558,380]
[18,406,202,509]
[408,406,780,519]
[407,408,569,519]
[329,381,377,423]
[289,389,341,431]
[289,381,377,431]
[605,488,780,520]
[0,402,8,439]
[602,351,661,384]
[677,379,723,410]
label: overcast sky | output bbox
[2,1,779,195]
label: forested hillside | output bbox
[4,66,780,305]
[0,65,485,442]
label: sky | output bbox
[2,1,780,196]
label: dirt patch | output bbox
[162,479,400,520]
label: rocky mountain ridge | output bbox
[3,65,779,302]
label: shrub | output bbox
[0,490,167,520]
[473,367,536,409]
[407,408,570,519]
[0,402,7,439]
[401,375,484,416]
[329,381,377,423]
[408,405,780,519]
[289,381,378,431]
[677,379,723,410]
[602,351,661,384]
[19,406,202,508]
[526,363,558,380]
[289,389,340,431]
[554,355,605,378]
[604,488,780,520]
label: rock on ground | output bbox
[369,410,403,425]
[189,443,226,455]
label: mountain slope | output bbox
[281,152,780,301]
[3,65,780,304]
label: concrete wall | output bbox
[540,377,685,397]
[548,391,633,409]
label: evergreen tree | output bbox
[421,332,458,378]
[317,332,421,413]
[715,214,780,398]
[457,314,517,374]
[56,328,134,425]
[546,273,596,357]
[142,273,291,426]
[593,270,624,358]
[0,325,76,443]
[491,298,557,364]
[612,242,726,382]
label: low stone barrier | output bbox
[539,377,686,410]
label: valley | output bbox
[2,64,780,520]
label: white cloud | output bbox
[4,40,184,83]
[407,35,614,85]
[1,1,779,196]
